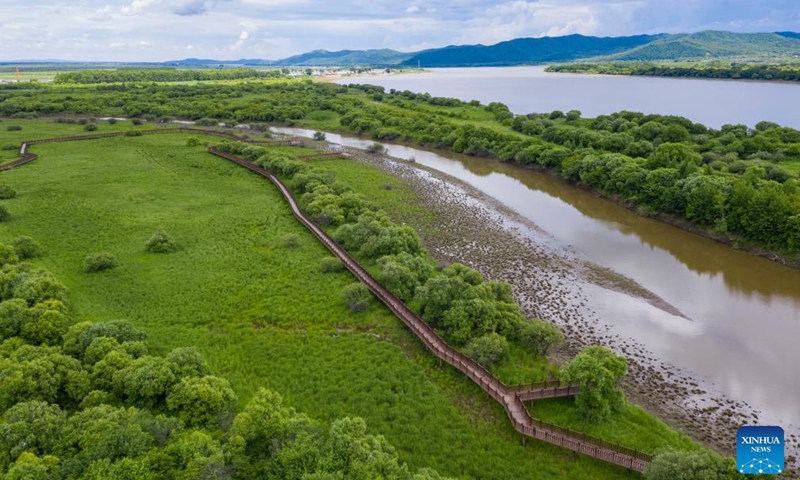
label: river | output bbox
[338,66,800,129]
[273,126,800,437]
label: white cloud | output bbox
[121,0,161,15]
[230,30,250,51]
[1,0,799,61]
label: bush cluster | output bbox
[144,229,177,253]
[0,240,453,480]
[83,252,117,273]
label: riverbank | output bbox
[522,162,800,271]
[283,132,799,472]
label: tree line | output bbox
[53,68,279,84]
[2,78,798,254]
[547,62,800,82]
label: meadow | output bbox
[0,120,642,480]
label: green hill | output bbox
[272,48,413,66]
[601,31,800,61]
[399,34,661,67]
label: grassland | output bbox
[0,121,642,480]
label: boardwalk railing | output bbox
[1,129,652,473]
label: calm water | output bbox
[339,67,800,129]
[274,126,800,430]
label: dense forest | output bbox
[1,77,798,257]
[547,62,800,82]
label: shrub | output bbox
[0,205,10,222]
[0,183,16,199]
[124,131,143,137]
[108,118,118,125]
[320,257,345,273]
[281,235,300,249]
[83,252,118,273]
[464,333,509,368]
[366,142,385,154]
[144,229,177,253]
[0,243,19,265]
[6,125,21,131]
[186,137,202,147]
[517,319,564,356]
[11,236,42,259]
[644,450,733,480]
[84,123,98,132]
[131,118,143,126]
[341,283,371,312]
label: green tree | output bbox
[116,356,178,407]
[0,243,20,266]
[166,376,237,428]
[644,450,738,480]
[21,300,70,346]
[63,320,146,360]
[464,333,509,368]
[4,452,60,480]
[377,253,433,302]
[683,175,730,226]
[560,346,627,422]
[516,319,564,356]
[231,388,317,463]
[0,401,65,468]
[165,346,209,378]
[647,143,702,170]
[11,236,42,259]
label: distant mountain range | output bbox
[172,30,800,68]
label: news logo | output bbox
[737,426,784,475]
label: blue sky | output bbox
[1,0,799,61]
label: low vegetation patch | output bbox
[341,282,372,312]
[0,184,15,200]
[83,252,117,273]
[144,228,177,253]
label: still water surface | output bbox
[340,66,800,129]
[275,126,800,429]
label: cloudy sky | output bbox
[1,0,799,61]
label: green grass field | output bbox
[0,123,641,480]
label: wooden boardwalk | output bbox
[2,129,652,474]
[208,147,652,474]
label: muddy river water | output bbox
[273,126,800,437]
